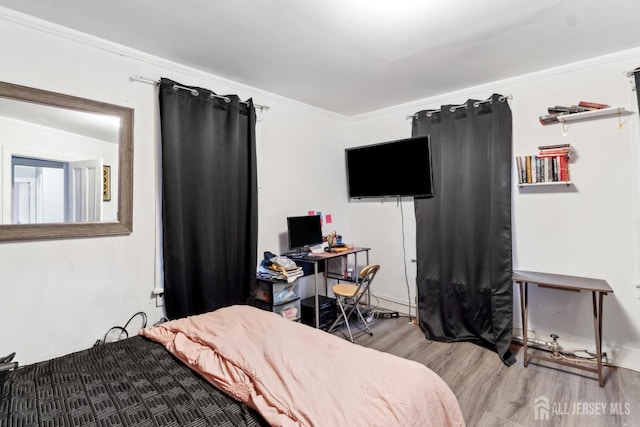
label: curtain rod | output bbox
[130,75,270,112]
[626,67,640,78]
[405,94,513,120]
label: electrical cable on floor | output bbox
[99,312,148,345]
[558,354,612,366]
[365,292,414,320]
[123,311,148,331]
[512,336,611,365]
[370,291,416,312]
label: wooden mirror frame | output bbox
[0,81,133,241]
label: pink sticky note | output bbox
[326,214,333,224]
[308,210,315,216]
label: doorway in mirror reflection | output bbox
[11,155,103,224]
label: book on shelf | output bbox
[538,144,571,150]
[559,156,569,181]
[547,105,591,114]
[538,144,572,158]
[577,101,609,109]
[516,144,572,184]
[539,112,567,125]
[539,102,611,125]
[538,150,572,157]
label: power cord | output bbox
[512,335,610,365]
[370,309,401,320]
[398,198,413,321]
[98,312,148,345]
[369,290,417,314]
[123,311,148,330]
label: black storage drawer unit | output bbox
[254,298,301,321]
[252,279,300,305]
[251,278,301,321]
[301,295,337,330]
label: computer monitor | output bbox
[287,215,323,253]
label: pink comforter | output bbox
[141,305,465,427]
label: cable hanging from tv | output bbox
[405,94,513,120]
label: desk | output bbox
[296,247,370,329]
[513,270,613,387]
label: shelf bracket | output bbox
[618,108,623,129]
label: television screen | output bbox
[287,215,323,252]
[345,135,434,199]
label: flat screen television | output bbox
[287,215,323,252]
[345,135,434,199]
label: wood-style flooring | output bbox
[336,317,639,427]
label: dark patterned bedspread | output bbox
[0,336,268,427]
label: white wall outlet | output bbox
[152,287,165,307]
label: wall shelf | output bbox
[518,181,572,188]
[556,107,625,123]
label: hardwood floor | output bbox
[337,317,639,427]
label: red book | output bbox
[538,150,571,156]
[578,101,609,109]
[538,112,565,125]
[559,156,569,181]
[538,144,571,150]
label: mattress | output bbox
[0,335,268,427]
[142,305,466,427]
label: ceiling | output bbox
[1,0,640,116]
[0,97,120,144]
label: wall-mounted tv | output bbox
[345,135,434,199]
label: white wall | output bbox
[0,117,118,222]
[2,8,639,373]
[347,49,640,371]
[0,9,347,364]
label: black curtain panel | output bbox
[159,78,258,320]
[412,94,515,366]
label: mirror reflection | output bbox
[0,81,133,242]
[0,98,120,224]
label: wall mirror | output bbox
[0,81,133,241]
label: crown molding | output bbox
[351,46,640,122]
[0,6,349,122]
[3,6,639,123]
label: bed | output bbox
[0,333,267,427]
[2,305,465,426]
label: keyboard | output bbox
[288,253,308,259]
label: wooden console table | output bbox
[512,270,613,387]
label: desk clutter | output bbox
[324,230,353,253]
[252,246,371,334]
[253,251,303,321]
[257,251,303,283]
